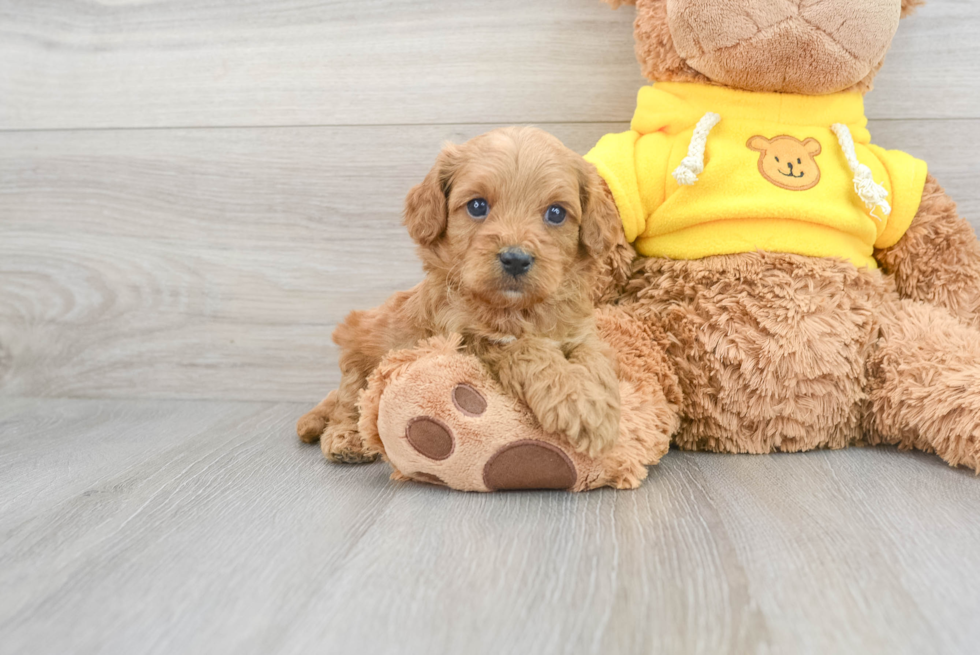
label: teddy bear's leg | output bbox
[358,310,680,492]
[359,336,598,491]
[865,297,980,471]
[876,175,980,330]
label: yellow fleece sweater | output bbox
[584,83,928,268]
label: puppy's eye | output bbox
[466,198,489,220]
[544,205,567,226]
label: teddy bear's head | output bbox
[603,0,924,95]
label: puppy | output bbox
[297,127,623,463]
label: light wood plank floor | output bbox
[2,397,980,655]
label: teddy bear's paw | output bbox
[374,353,607,492]
[395,383,577,491]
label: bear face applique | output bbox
[747,135,823,191]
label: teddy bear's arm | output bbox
[875,174,980,330]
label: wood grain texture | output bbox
[0,123,607,401]
[0,0,646,130]
[2,398,979,655]
[2,120,977,402]
[0,0,977,131]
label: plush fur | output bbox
[875,175,980,329]
[297,127,624,461]
[322,0,980,490]
[604,0,924,94]
[591,0,978,474]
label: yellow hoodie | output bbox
[584,82,928,268]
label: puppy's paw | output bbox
[297,411,328,443]
[568,397,621,459]
[297,391,338,443]
[322,423,379,464]
[605,460,649,490]
[526,365,620,458]
[536,395,619,458]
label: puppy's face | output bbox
[404,127,620,310]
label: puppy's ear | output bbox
[901,0,924,18]
[404,144,459,246]
[578,162,622,261]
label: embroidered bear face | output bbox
[747,135,823,191]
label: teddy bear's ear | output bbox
[404,144,459,247]
[746,136,771,153]
[629,0,711,86]
[901,0,925,18]
[803,138,822,157]
[599,0,636,7]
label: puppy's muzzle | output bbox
[498,248,535,278]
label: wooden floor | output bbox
[2,397,980,655]
[3,1,980,653]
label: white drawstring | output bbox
[831,123,891,221]
[672,112,721,186]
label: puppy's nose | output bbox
[498,248,534,278]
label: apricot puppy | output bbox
[297,127,624,462]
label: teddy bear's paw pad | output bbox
[405,417,455,460]
[452,383,487,417]
[483,440,578,491]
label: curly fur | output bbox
[298,127,625,461]
[590,182,638,305]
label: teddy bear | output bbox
[345,0,980,491]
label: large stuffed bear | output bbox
[322,0,980,491]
